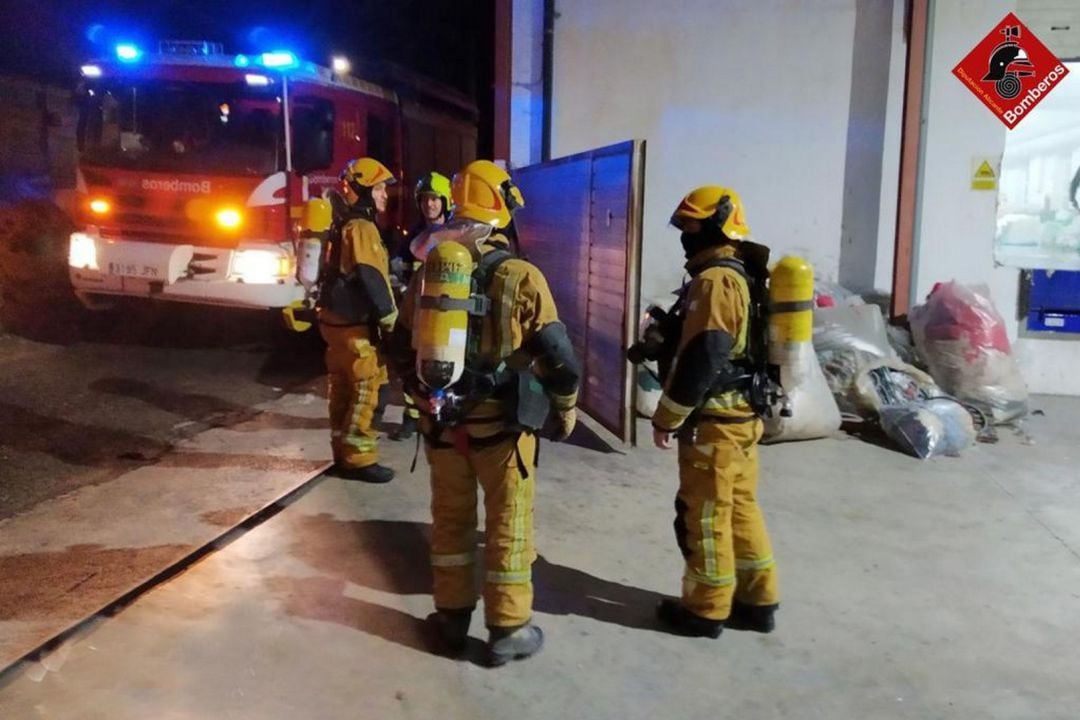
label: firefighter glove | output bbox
[552,407,577,442]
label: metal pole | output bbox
[282,75,293,172]
[890,0,930,319]
[541,0,554,162]
[624,139,646,446]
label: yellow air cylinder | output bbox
[298,198,333,290]
[768,255,815,345]
[763,254,842,443]
[416,240,474,390]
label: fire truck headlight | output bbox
[215,207,244,230]
[69,233,99,270]
[231,249,289,284]
[89,198,111,216]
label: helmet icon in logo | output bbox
[982,24,1035,99]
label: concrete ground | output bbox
[1,396,1078,719]
[0,310,326,520]
[0,326,332,667]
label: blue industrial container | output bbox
[1027,270,1080,333]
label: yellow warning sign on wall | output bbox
[971,158,997,191]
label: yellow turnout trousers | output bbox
[320,323,386,469]
[675,417,778,620]
[426,429,537,628]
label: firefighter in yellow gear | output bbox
[652,186,779,637]
[393,160,580,665]
[390,172,452,442]
[318,157,399,484]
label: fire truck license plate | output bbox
[107,261,165,279]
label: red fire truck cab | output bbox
[69,41,477,310]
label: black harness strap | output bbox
[418,428,533,479]
[771,300,815,314]
[410,431,421,473]
[699,413,758,425]
[692,256,750,281]
[465,248,514,360]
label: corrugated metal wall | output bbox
[513,139,644,443]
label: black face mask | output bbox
[680,225,726,260]
[348,183,376,220]
[503,218,522,256]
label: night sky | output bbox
[0,0,495,147]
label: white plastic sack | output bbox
[813,280,865,307]
[763,342,842,443]
[813,303,896,360]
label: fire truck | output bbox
[68,40,477,310]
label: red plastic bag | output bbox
[918,282,1011,360]
[910,282,1028,423]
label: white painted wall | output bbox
[510,0,545,168]
[839,0,897,296]
[510,0,1080,395]
[547,0,874,303]
[915,0,1080,395]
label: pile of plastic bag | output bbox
[853,360,977,459]
[810,282,982,459]
[909,282,1029,424]
[813,302,899,414]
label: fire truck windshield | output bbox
[77,79,282,176]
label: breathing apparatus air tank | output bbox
[769,256,815,346]
[416,240,474,393]
[282,197,334,333]
[298,197,333,291]
[763,256,841,442]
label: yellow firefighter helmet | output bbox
[670,186,750,241]
[451,160,525,229]
[341,157,396,192]
[415,171,452,206]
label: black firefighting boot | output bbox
[725,601,778,634]
[428,607,473,654]
[656,598,724,639]
[487,623,544,666]
[328,463,395,484]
